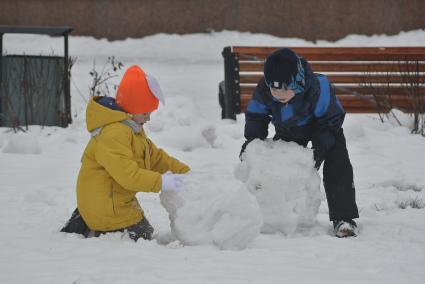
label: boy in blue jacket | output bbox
[241,48,359,237]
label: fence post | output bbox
[0,33,3,125]
[64,33,72,126]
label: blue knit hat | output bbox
[264,48,305,94]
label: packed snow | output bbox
[1,29,425,283]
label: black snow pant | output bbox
[274,128,359,222]
[60,208,154,241]
[320,129,359,221]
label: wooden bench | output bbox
[219,47,425,119]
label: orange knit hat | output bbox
[116,65,160,114]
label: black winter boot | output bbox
[125,217,154,241]
[60,208,89,236]
[333,219,358,238]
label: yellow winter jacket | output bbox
[77,97,190,231]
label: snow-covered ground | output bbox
[1,30,425,283]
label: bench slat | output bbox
[240,85,425,96]
[239,62,425,73]
[240,94,425,113]
[239,74,425,84]
[337,95,425,106]
[233,47,425,61]
[240,94,425,106]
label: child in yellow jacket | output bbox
[61,65,190,241]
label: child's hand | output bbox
[161,172,186,193]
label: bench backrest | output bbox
[221,46,425,119]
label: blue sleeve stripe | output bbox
[247,99,269,114]
[314,76,331,117]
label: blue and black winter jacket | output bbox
[242,58,345,163]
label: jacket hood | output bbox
[297,58,314,96]
[290,58,321,116]
[86,96,130,132]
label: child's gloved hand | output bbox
[161,172,186,193]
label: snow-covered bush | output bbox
[235,139,321,235]
[398,197,425,209]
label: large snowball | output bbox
[235,139,321,235]
[160,172,262,250]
